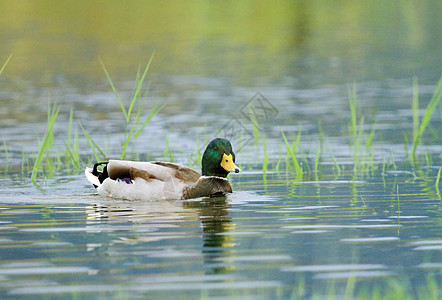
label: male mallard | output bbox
[85,138,240,200]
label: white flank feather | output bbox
[97,176,187,201]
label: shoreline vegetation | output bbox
[1,55,441,187]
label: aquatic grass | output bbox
[344,273,356,300]
[274,144,282,172]
[99,58,126,121]
[314,121,323,179]
[283,273,441,300]
[248,105,260,145]
[360,275,439,300]
[86,54,164,160]
[412,77,419,148]
[418,273,439,300]
[435,168,441,198]
[262,134,268,178]
[302,153,311,175]
[80,123,107,162]
[436,168,441,188]
[387,150,397,171]
[288,275,306,299]
[64,137,80,169]
[132,100,164,142]
[364,127,375,172]
[7,61,440,186]
[21,149,27,176]
[314,143,320,180]
[281,130,302,180]
[31,102,60,184]
[403,134,410,163]
[345,83,387,177]
[64,107,81,169]
[424,151,432,170]
[348,83,360,172]
[348,84,376,176]
[116,54,165,159]
[327,144,342,176]
[410,76,442,164]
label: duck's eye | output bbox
[213,147,218,151]
[225,159,228,162]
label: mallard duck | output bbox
[85,138,240,200]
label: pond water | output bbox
[0,1,441,299]
[0,172,441,299]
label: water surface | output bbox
[0,172,441,299]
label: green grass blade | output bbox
[99,58,127,121]
[74,129,79,154]
[411,75,442,161]
[365,127,375,154]
[31,104,60,184]
[314,143,320,176]
[330,147,341,176]
[64,142,80,168]
[127,52,155,120]
[131,65,142,97]
[120,110,140,160]
[80,123,107,161]
[0,54,12,75]
[434,168,442,200]
[412,76,419,144]
[65,106,75,167]
[66,107,74,150]
[281,130,302,180]
[21,149,28,176]
[248,106,260,145]
[418,76,442,135]
[72,130,80,167]
[349,83,358,140]
[64,111,80,171]
[133,101,165,142]
[436,168,441,186]
[263,135,268,174]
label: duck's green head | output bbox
[202,138,241,177]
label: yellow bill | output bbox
[220,153,241,173]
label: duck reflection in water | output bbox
[184,195,236,274]
[85,194,235,274]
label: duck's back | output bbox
[107,160,201,183]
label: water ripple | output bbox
[340,237,400,242]
[281,264,386,272]
[9,281,282,295]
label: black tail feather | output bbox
[93,162,109,184]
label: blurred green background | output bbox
[1,0,440,90]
